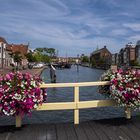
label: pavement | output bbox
[0,67,45,76]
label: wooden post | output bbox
[74,86,79,124]
[125,107,131,119]
[16,115,22,127]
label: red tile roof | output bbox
[6,44,28,57]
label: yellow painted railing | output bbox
[16,81,131,127]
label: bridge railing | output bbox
[16,81,131,127]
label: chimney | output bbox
[104,46,106,48]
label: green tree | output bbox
[33,52,42,62]
[11,52,22,70]
[81,56,89,63]
[35,47,56,58]
[46,48,56,58]
[42,54,51,63]
[132,60,140,66]
[26,52,35,62]
[91,59,96,67]
[35,48,44,53]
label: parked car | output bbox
[33,63,44,68]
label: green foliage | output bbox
[132,60,140,66]
[33,52,42,62]
[46,48,56,57]
[10,51,22,70]
[81,56,89,63]
[35,48,44,52]
[91,59,96,67]
[26,52,35,62]
[42,54,51,63]
[27,47,56,63]
[35,47,56,58]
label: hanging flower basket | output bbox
[0,72,46,116]
[99,69,140,109]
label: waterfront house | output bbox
[7,43,28,67]
[123,42,135,66]
[135,40,140,65]
[112,53,119,65]
[118,42,135,67]
[0,37,13,68]
[90,46,112,69]
[0,36,29,68]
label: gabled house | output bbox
[0,36,29,68]
[0,37,13,68]
[7,44,28,66]
[90,46,112,69]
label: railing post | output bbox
[125,107,131,119]
[74,86,79,124]
[16,115,22,127]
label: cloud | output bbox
[0,0,140,56]
[123,23,140,32]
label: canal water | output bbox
[0,65,139,126]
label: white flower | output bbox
[34,104,38,108]
[31,81,36,87]
[33,99,37,102]
[13,94,22,101]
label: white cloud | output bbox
[0,0,140,56]
[123,23,140,31]
[110,29,128,36]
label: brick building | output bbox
[135,40,140,65]
[90,46,112,69]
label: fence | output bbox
[16,81,131,127]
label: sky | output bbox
[0,0,140,56]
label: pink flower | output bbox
[118,69,123,74]
[0,71,46,116]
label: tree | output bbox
[11,52,22,70]
[35,47,56,58]
[42,54,51,63]
[33,52,42,62]
[26,52,35,62]
[131,60,140,66]
[35,48,44,53]
[91,59,96,67]
[46,48,56,58]
[81,56,89,63]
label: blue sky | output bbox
[0,0,140,56]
